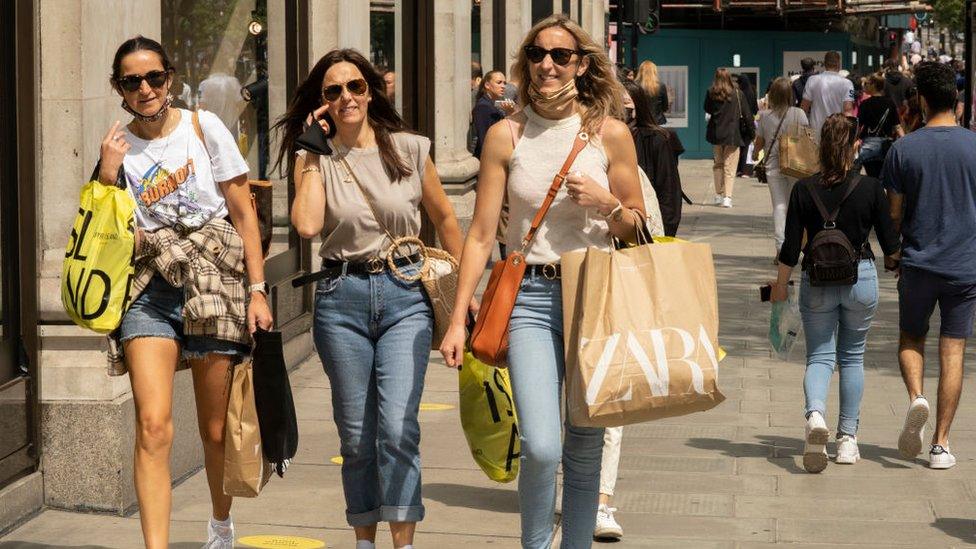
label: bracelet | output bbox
[601,201,624,220]
[301,166,321,175]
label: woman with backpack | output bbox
[704,68,752,208]
[770,114,900,473]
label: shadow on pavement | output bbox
[930,517,976,544]
[0,545,198,549]
[423,483,518,513]
[685,435,915,473]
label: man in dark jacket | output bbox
[792,57,817,107]
[883,59,914,110]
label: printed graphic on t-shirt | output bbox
[128,158,206,227]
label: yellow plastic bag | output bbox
[61,181,137,333]
[459,351,520,483]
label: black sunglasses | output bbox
[115,70,171,93]
[321,78,370,102]
[524,45,582,67]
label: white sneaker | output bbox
[898,396,930,459]
[202,517,234,549]
[803,412,829,473]
[722,197,733,208]
[593,504,623,540]
[929,444,957,469]
[835,435,860,464]
[713,194,724,205]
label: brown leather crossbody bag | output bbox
[469,130,590,367]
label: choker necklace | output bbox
[122,94,173,123]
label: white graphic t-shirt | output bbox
[121,109,249,231]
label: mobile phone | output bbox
[760,281,794,302]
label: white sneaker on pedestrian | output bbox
[593,504,623,540]
[835,435,860,464]
[722,197,733,208]
[803,411,829,473]
[713,194,724,205]
[202,516,234,549]
[929,444,957,469]
[898,396,930,459]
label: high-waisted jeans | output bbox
[312,267,433,526]
[508,274,605,548]
[800,259,879,436]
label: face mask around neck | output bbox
[528,77,579,112]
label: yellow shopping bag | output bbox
[61,180,137,333]
[459,351,520,483]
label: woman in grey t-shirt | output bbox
[275,49,467,549]
[754,77,809,258]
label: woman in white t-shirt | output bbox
[754,77,809,258]
[96,36,272,548]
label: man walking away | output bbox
[792,57,816,107]
[882,62,976,470]
[801,51,855,140]
[882,59,914,115]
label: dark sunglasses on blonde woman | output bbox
[115,70,171,92]
[321,78,369,102]
[524,45,581,66]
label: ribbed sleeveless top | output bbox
[504,106,612,264]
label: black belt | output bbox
[525,263,561,280]
[291,253,423,287]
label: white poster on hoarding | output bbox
[658,66,688,129]
[782,51,839,78]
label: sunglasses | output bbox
[524,45,582,66]
[115,70,171,93]
[321,78,370,102]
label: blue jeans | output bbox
[312,267,433,527]
[508,274,604,549]
[799,259,879,436]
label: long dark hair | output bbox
[272,49,413,181]
[110,36,174,89]
[819,114,856,188]
[622,79,666,135]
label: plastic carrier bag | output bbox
[61,180,137,333]
[769,287,801,360]
[459,351,520,483]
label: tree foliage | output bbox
[931,0,966,34]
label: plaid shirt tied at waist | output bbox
[106,217,251,376]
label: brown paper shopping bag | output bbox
[562,240,725,428]
[779,125,820,179]
[223,360,272,497]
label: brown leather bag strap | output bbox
[191,110,211,158]
[518,131,589,253]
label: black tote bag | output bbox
[251,328,299,476]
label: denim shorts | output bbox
[119,274,250,360]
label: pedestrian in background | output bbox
[754,76,808,257]
[440,14,646,548]
[792,57,817,107]
[883,61,976,470]
[277,48,468,549]
[472,70,514,159]
[735,73,759,178]
[101,36,273,549]
[882,58,913,118]
[635,60,669,126]
[705,68,751,208]
[856,72,903,178]
[801,51,855,140]
[772,113,900,473]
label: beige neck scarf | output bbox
[527,77,579,112]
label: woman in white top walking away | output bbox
[440,14,645,548]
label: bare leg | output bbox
[390,522,417,547]
[127,337,180,549]
[933,337,966,446]
[898,332,926,400]
[355,525,378,543]
[190,354,236,522]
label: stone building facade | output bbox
[0,0,608,533]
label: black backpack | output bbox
[805,176,863,287]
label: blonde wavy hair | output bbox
[512,14,624,135]
[636,60,660,96]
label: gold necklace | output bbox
[334,144,361,184]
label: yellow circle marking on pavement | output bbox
[330,456,343,465]
[419,402,454,411]
[239,535,325,549]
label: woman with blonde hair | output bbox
[440,14,645,548]
[754,76,809,256]
[636,60,669,125]
[704,68,751,208]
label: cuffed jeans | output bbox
[766,168,797,252]
[312,267,433,526]
[800,260,878,436]
[508,275,605,548]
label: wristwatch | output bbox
[249,281,269,296]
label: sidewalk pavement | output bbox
[4,160,976,548]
